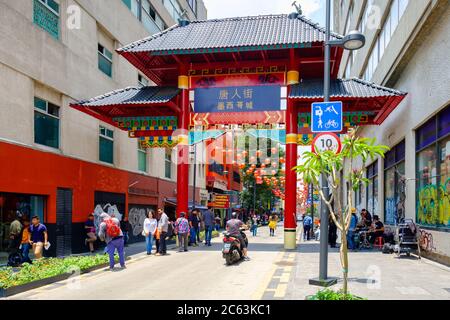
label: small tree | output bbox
[295,130,389,294]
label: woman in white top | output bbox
[143,209,158,255]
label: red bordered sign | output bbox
[312,133,342,155]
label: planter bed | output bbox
[0,255,125,298]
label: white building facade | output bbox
[0,0,207,257]
[334,0,449,264]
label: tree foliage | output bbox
[295,131,389,293]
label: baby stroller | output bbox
[394,219,421,258]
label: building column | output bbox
[176,69,190,217]
[284,68,299,249]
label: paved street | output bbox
[5,223,450,300]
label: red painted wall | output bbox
[0,141,177,223]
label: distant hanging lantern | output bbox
[271,147,278,154]
[256,150,262,157]
[279,157,285,164]
[265,158,271,165]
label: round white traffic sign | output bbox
[312,133,342,155]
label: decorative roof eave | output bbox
[290,78,407,125]
[124,42,314,56]
[69,86,181,128]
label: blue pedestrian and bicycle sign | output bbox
[311,101,343,133]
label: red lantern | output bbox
[279,157,285,164]
[256,150,262,157]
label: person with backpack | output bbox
[143,209,157,255]
[302,214,313,241]
[175,212,190,252]
[98,212,126,270]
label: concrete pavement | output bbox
[4,223,450,300]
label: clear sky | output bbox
[202,0,326,27]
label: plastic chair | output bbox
[374,236,384,249]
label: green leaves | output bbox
[0,254,114,289]
[308,289,366,300]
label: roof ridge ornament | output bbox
[291,1,303,15]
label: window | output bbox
[366,160,379,216]
[33,0,59,39]
[123,0,166,34]
[345,52,353,78]
[384,140,406,225]
[416,106,450,230]
[344,2,353,35]
[34,97,60,149]
[99,126,114,164]
[362,0,409,81]
[98,44,113,77]
[138,142,147,172]
[164,0,184,22]
[165,149,172,179]
[138,74,149,87]
[187,0,197,15]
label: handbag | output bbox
[154,228,160,240]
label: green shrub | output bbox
[0,254,116,289]
[307,289,365,300]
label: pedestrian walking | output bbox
[120,216,131,247]
[156,208,169,255]
[251,214,258,236]
[268,213,278,236]
[84,213,97,253]
[175,212,190,252]
[20,219,32,264]
[328,213,337,248]
[188,210,200,246]
[98,213,126,270]
[202,207,214,246]
[143,210,157,255]
[302,214,313,241]
[347,208,358,250]
[8,211,23,254]
[214,215,221,231]
[28,215,48,260]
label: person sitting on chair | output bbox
[368,215,385,244]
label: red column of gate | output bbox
[284,62,299,249]
[176,66,190,217]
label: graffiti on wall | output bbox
[93,203,123,230]
[417,179,449,228]
[419,229,436,252]
[128,207,147,236]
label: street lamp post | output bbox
[309,0,365,287]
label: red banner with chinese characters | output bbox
[191,111,285,126]
[190,72,285,89]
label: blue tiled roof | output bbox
[290,78,407,99]
[118,14,343,54]
[75,86,180,106]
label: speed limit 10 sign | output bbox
[312,133,342,155]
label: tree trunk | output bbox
[340,206,349,294]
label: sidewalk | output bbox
[284,239,450,300]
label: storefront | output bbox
[416,105,449,230]
[366,160,379,216]
[384,140,406,225]
[0,192,46,255]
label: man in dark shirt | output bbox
[202,208,215,246]
[369,215,385,244]
[188,210,200,246]
[28,216,48,260]
[120,217,131,247]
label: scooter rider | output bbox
[226,212,250,261]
